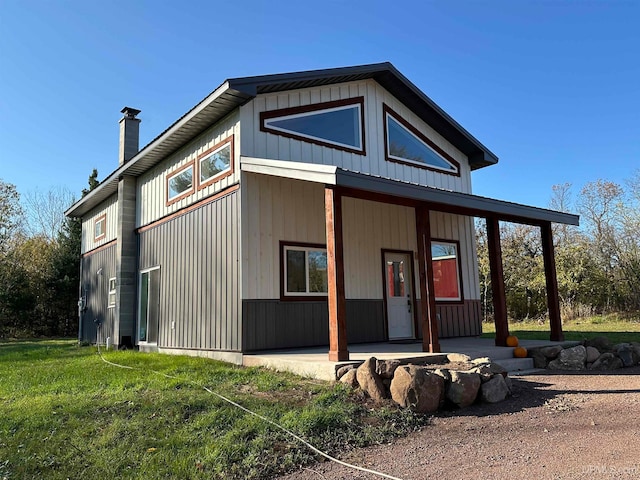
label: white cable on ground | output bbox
[95,345,406,480]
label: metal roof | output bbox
[241,157,580,226]
[66,62,499,218]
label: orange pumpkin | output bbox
[506,335,519,347]
[513,346,528,358]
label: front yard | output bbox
[0,340,425,480]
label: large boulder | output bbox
[356,357,387,402]
[486,362,508,377]
[585,336,612,352]
[541,345,563,359]
[376,359,401,379]
[472,357,492,365]
[589,352,623,371]
[336,364,355,380]
[466,365,494,382]
[339,368,359,388]
[531,351,549,369]
[613,343,639,367]
[447,353,472,363]
[446,371,481,408]
[585,346,601,363]
[433,368,451,383]
[390,366,444,413]
[480,374,510,403]
[548,345,587,370]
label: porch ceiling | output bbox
[240,157,580,226]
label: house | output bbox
[65,63,579,363]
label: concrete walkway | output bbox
[242,337,577,380]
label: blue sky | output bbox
[1,0,638,211]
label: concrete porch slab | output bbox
[242,337,579,381]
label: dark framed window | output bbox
[431,239,464,302]
[261,97,365,155]
[94,214,106,241]
[383,104,460,176]
[166,162,194,205]
[198,136,234,189]
[280,241,328,300]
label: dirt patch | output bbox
[280,366,640,479]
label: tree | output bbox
[0,180,23,253]
[46,169,99,336]
[22,186,74,241]
[0,170,99,338]
[82,169,99,197]
[577,180,625,310]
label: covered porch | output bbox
[241,157,580,362]
[242,337,580,381]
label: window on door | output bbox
[386,260,406,297]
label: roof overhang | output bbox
[241,157,580,226]
[65,82,254,217]
[66,62,499,219]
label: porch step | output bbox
[492,357,534,373]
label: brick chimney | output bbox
[119,107,141,165]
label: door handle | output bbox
[407,296,412,313]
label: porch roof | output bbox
[240,157,580,226]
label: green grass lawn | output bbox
[481,313,640,344]
[0,340,426,480]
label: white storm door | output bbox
[384,252,415,340]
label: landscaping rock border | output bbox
[528,337,640,371]
[338,355,511,412]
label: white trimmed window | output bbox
[431,240,462,302]
[94,214,106,241]
[261,98,365,154]
[166,163,194,203]
[199,140,232,186]
[282,244,328,297]
[384,104,459,175]
[108,277,116,307]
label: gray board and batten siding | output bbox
[138,187,242,352]
[242,300,386,351]
[242,299,482,352]
[80,243,117,344]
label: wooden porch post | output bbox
[486,216,509,346]
[415,206,440,353]
[325,187,349,361]
[541,222,564,341]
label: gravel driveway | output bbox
[280,366,640,480]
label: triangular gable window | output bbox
[384,104,459,175]
[260,97,365,154]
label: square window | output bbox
[282,244,328,297]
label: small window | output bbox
[108,277,116,308]
[431,240,462,302]
[282,243,328,297]
[261,97,365,154]
[166,162,194,204]
[198,138,233,188]
[384,104,459,175]
[94,214,106,241]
